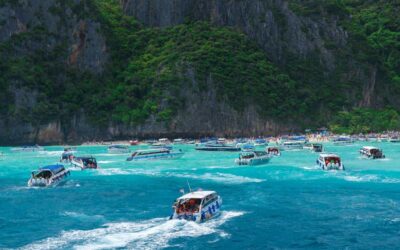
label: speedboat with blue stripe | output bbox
[195,141,240,152]
[170,191,222,223]
[126,148,184,161]
[332,136,354,145]
[235,151,271,165]
[28,164,70,187]
[108,144,130,154]
[71,156,98,170]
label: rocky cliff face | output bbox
[123,0,344,67]
[0,0,395,144]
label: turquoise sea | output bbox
[1,142,400,249]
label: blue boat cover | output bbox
[39,164,64,172]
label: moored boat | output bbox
[28,164,70,187]
[280,141,304,151]
[71,156,98,170]
[60,151,74,163]
[317,153,344,170]
[129,140,140,145]
[173,138,185,144]
[303,143,323,152]
[170,190,222,223]
[195,141,240,152]
[266,147,281,156]
[107,144,130,154]
[359,146,385,159]
[127,148,184,161]
[254,138,268,146]
[235,151,271,165]
[389,136,400,143]
[332,136,354,145]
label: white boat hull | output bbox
[235,157,271,166]
[317,159,344,170]
[171,197,222,223]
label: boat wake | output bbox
[97,160,117,164]
[62,211,105,223]
[94,168,264,184]
[340,174,400,183]
[21,211,244,250]
[169,173,265,184]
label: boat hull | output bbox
[195,147,240,152]
[127,152,184,161]
[235,157,271,166]
[317,159,344,170]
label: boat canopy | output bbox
[178,191,216,200]
[39,164,65,174]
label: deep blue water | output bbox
[0,142,400,249]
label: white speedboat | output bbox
[281,141,304,150]
[71,156,98,170]
[254,138,268,146]
[266,147,281,156]
[332,136,353,145]
[389,136,400,143]
[28,164,70,187]
[235,151,271,165]
[173,138,185,144]
[360,146,385,159]
[107,144,130,154]
[127,148,184,161]
[317,153,344,170]
[303,143,323,152]
[170,191,222,223]
[60,151,74,163]
[11,145,44,152]
[196,141,240,151]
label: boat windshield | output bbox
[254,151,267,156]
[324,157,340,165]
[240,153,255,159]
[33,170,52,179]
[175,198,202,214]
[370,149,382,155]
[81,158,97,167]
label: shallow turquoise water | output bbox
[1,142,400,249]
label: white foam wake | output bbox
[170,173,265,184]
[94,168,264,184]
[341,174,400,183]
[97,160,117,164]
[21,211,244,250]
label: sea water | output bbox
[0,142,400,249]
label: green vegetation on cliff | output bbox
[329,108,400,134]
[290,0,400,90]
[0,0,399,136]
